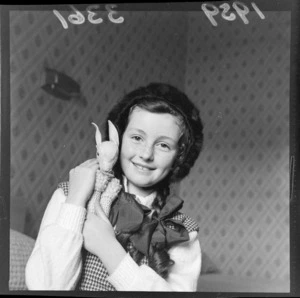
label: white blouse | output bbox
[25,185,201,291]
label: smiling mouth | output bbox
[132,162,154,171]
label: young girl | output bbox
[25,82,204,291]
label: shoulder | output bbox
[57,181,69,197]
[36,182,70,228]
[172,212,199,233]
[46,182,69,208]
[168,195,199,233]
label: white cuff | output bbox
[107,253,139,290]
[57,203,86,233]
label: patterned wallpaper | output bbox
[10,9,187,235]
[10,7,290,283]
[180,11,290,282]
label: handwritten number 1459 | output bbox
[53,4,124,29]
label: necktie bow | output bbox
[109,191,189,256]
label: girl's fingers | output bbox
[86,212,97,221]
[86,206,110,227]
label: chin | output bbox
[131,179,155,189]
[131,175,169,189]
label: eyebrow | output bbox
[127,128,146,135]
[127,128,177,143]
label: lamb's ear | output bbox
[91,122,102,146]
[108,120,119,146]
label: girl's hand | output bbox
[83,203,127,274]
[67,159,99,207]
[83,203,116,257]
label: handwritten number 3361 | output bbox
[53,4,124,29]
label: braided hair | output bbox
[105,82,204,278]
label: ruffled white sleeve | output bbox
[25,188,87,290]
[107,230,201,291]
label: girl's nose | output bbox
[139,144,154,161]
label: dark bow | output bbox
[109,191,189,256]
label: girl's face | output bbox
[120,107,181,197]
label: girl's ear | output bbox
[91,122,102,146]
[108,120,119,146]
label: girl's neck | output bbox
[128,184,154,198]
[123,176,155,198]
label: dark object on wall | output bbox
[41,67,82,101]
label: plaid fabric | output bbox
[168,212,199,233]
[9,229,35,290]
[57,182,199,291]
[77,251,115,291]
[58,181,69,197]
[77,242,148,291]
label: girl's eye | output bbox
[157,143,170,151]
[131,135,142,142]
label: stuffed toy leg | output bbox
[87,120,122,217]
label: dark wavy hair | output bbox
[105,82,204,278]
